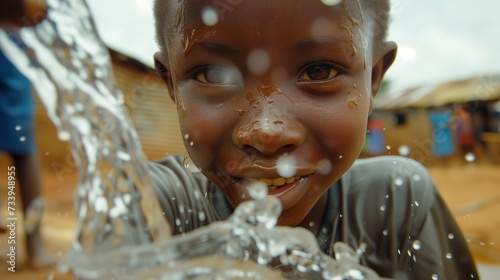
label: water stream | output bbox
[0,0,381,279]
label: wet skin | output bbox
[155,0,396,231]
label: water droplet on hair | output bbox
[201,7,219,26]
[446,253,453,259]
[247,49,270,75]
[380,205,386,212]
[431,274,439,280]
[383,229,389,236]
[184,133,189,139]
[412,240,421,250]
[189,141,194,147]
[448,233,455,240]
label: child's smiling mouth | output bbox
[248,176,301,190]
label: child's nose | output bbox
[233,110,306,156]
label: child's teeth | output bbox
[249,176,301,188]
[272,177,286,186]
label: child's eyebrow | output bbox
[291,37,345,52]
[187,41,239,56]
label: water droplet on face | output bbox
[317,159,332,175]
[247,49,270,75]
[448,233,455,240]
[398,145,410,156]
[248,181,268,200]
[15,125,22,131]
[465,152,476,162]
[201,7,219,26]
[321,0,342,6]
[412,240,422,250]
[183,156,190,168]
[277,155,297,178]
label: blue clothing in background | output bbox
[0,48,36,155]
[429,109,454,157]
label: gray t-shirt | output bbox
[149,155,478,279]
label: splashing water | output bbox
[0,0,382,279]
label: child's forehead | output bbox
[164,0,367,28]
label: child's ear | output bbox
[154,52,176,102]
[371,42,397,98]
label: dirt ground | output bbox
[0,154,499,279]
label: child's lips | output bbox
[245,175,311,197]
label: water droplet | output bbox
[198,211,206,222]
[183,156,190,168]
[309,221,315,228]
[412,174,421,182]
[15,125,22,131]
[386,145,392,150]
[448,233,455,240]
[383,229,389,236]
[412,240,422,250]
[398,145,410,156]
[339,155,343,159]
[247,49,270,75]
[184,133,189,139]
[201,7,218,26]
[317,159,332,175]
[394,176,404,186]
[189,141,194,147]
[431,274,439,280]
[248,181,268,200]
[446,253,453,259]
[380,205,386,212]
[321,0,342,6]
[19,136,26,142]
[277,155,297,178]
[465,152,476,162]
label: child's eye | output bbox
[297,63,340,82]
[193,66,238,85]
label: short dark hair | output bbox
[154,0,391,57]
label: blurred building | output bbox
[366,74,500,164]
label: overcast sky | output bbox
[87,0,500,94]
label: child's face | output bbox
[156,0,396,227]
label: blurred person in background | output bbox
[0,0,54,268]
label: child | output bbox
[0,0,53,269]
[149,0,478,278]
